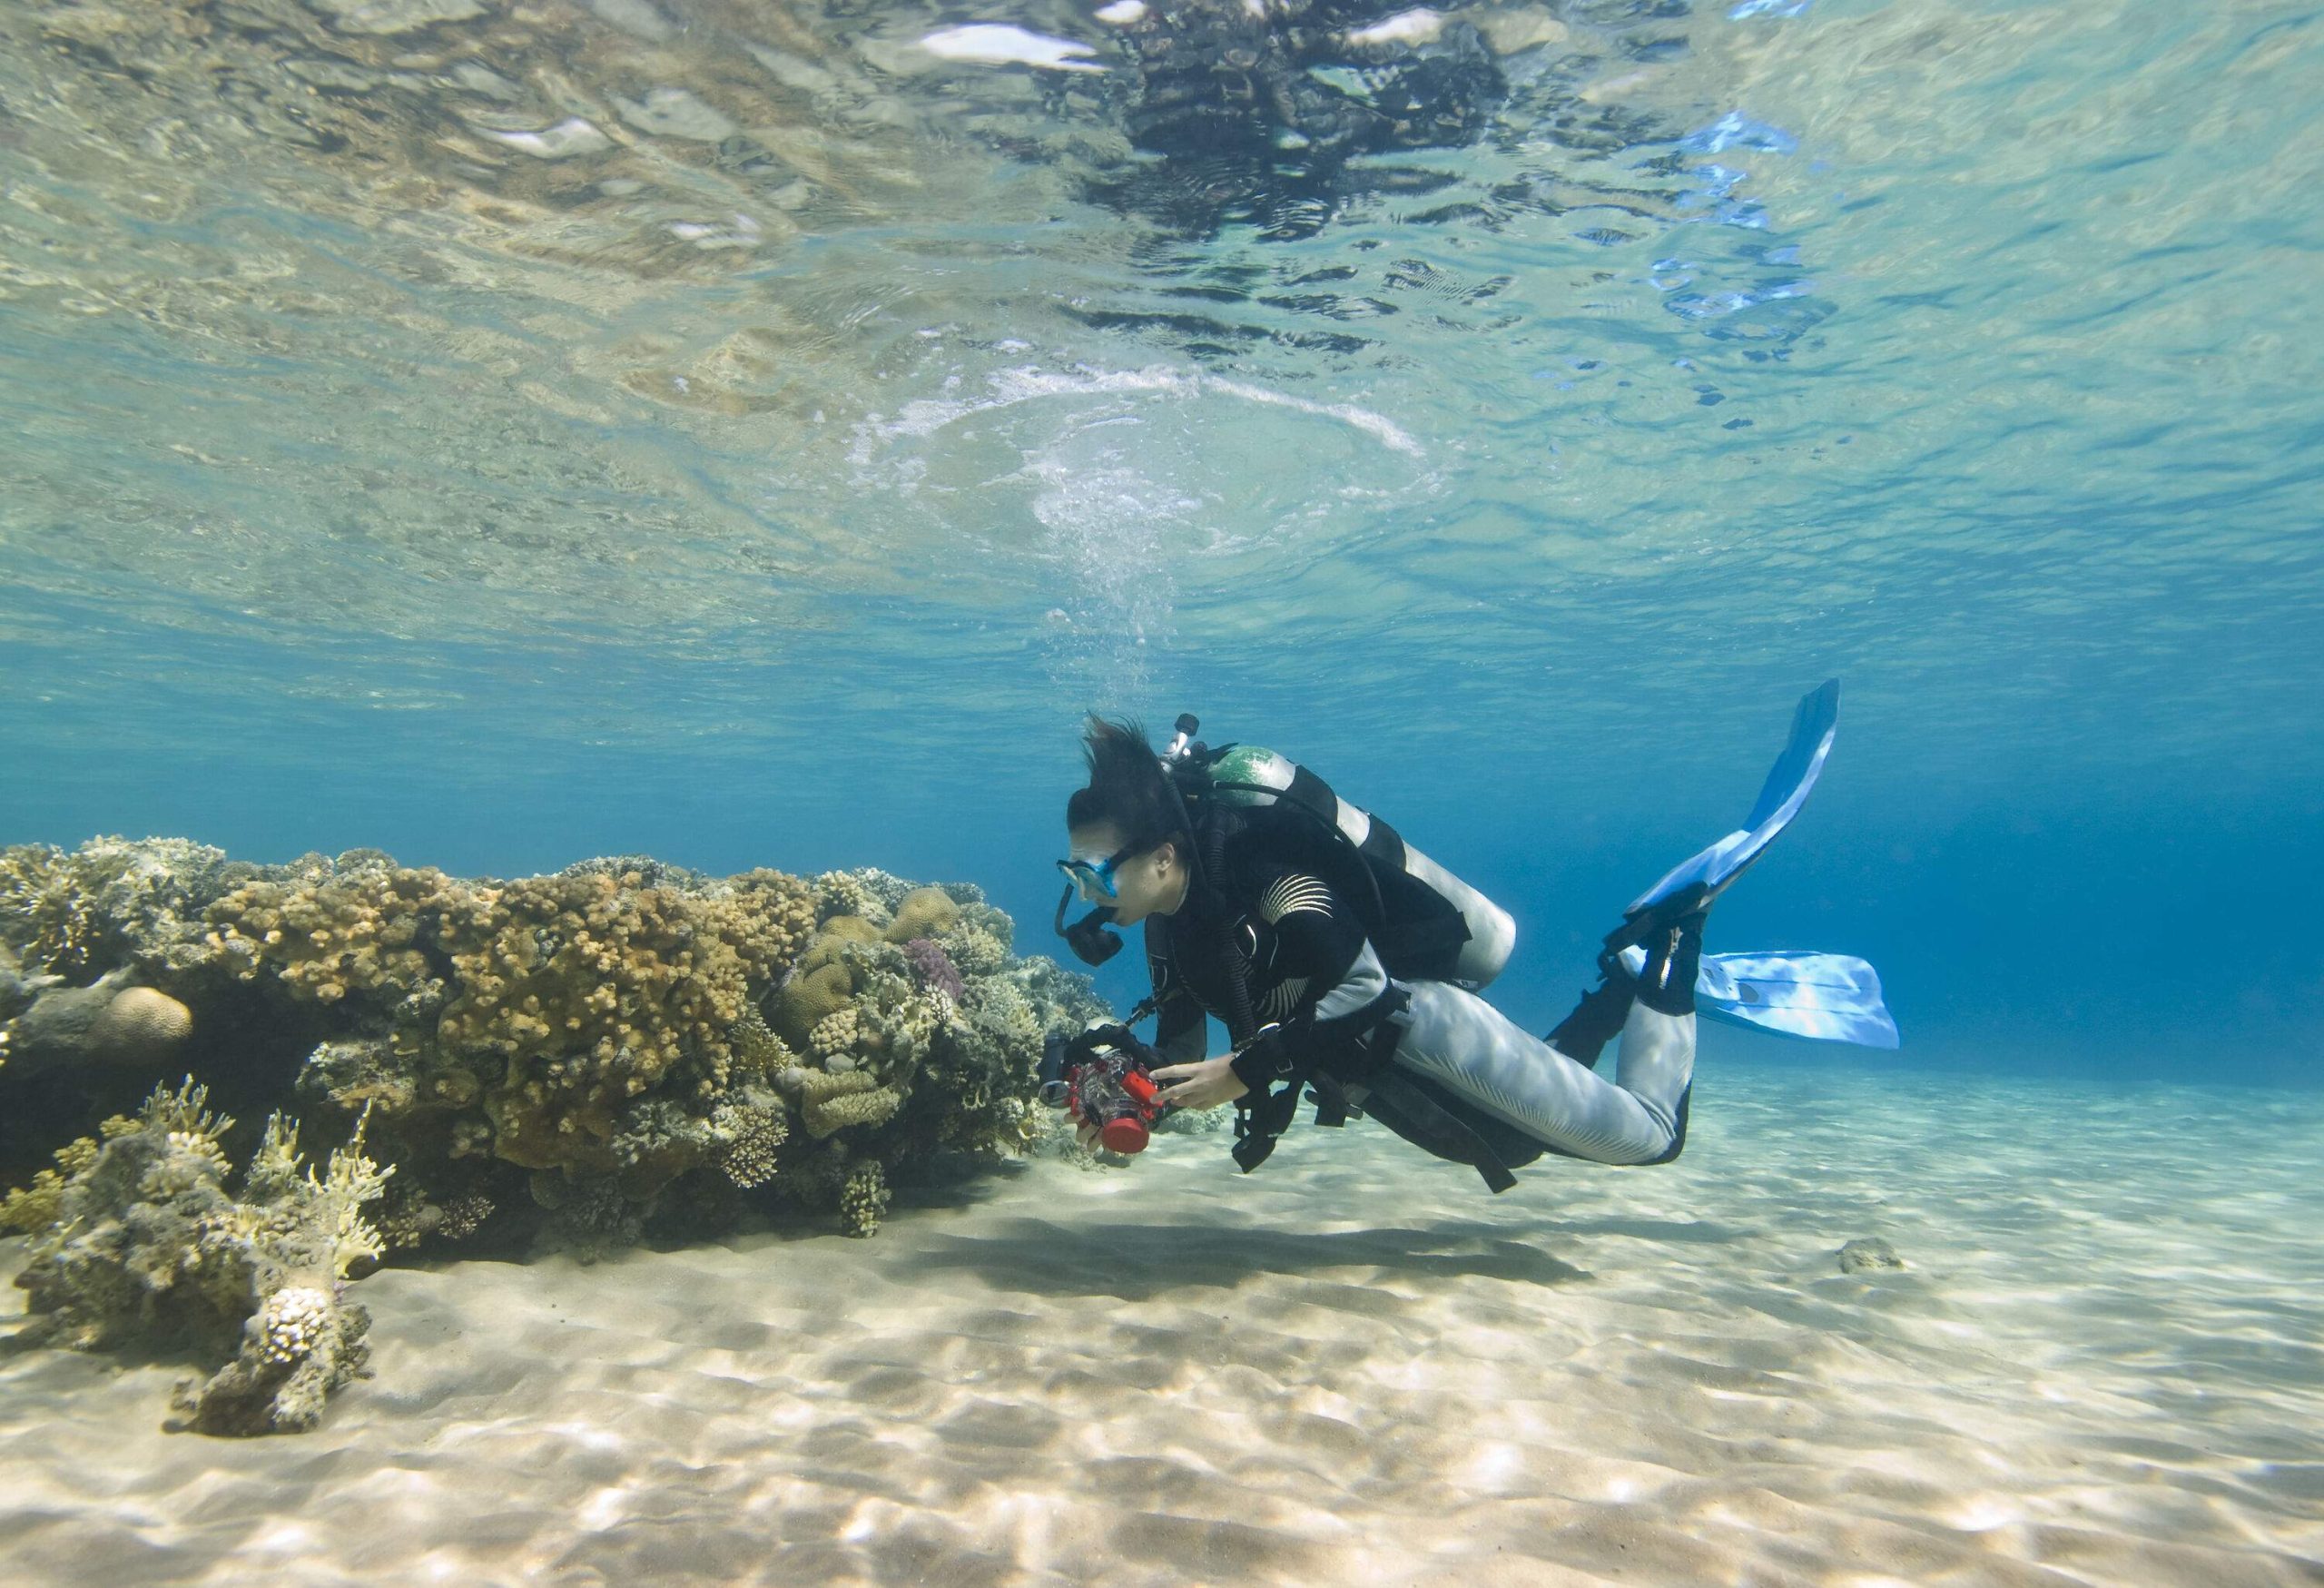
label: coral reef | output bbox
[3,840,1110,1272]
[8,1080,390,1435]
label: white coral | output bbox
[258,1286,333,1366]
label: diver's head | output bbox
[1061,715,1192,929]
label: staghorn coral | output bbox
[10,1080,390,1435]
[727,1004,795,1080]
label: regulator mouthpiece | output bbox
[1053,883,1124,966]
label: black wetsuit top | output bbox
[1144,817,1406,1090]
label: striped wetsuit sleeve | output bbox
[1251,869,1397,1076]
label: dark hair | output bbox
[1066,715,1184,855]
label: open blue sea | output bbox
[2,0,2320,1581]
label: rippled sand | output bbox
[5,1066,2321,1585]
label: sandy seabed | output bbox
[4,1064,2320,1587]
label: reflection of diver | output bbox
[1053,687,1895,1189]
[1098,1,1507,232]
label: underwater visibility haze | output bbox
[2,0,2321,1580]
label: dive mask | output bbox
[1055,843,1137,902]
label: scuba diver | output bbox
[1051,684,1895,1189]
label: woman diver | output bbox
[1052,686,1864,1189]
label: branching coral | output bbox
[712,1090,788,1189]
[938,922,1010,977]
[838,1162,891,1238]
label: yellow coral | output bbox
[808,1006,862,1067]
[432,868,812,1170]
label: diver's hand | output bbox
[1151,1055,1249,1110]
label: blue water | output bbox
[3,0,2320,1085]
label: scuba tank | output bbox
[1163,715,1516,989]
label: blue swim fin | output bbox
[1616,945,1900,1049]
[1627,677,1840,916]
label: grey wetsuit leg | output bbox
[1386,979,1695,1166]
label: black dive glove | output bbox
[1227,1024,1297,1095]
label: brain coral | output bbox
[86,986,194,1062]
[883,887,960,944]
